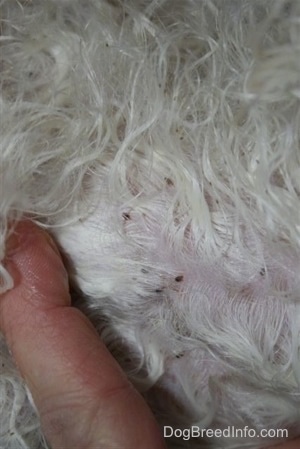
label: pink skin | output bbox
[0,220,298,449]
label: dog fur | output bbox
[0,1,300,448]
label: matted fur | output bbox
[0,1,300,448]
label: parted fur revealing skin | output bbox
[1,1,300,448]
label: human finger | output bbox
[0,220,167,449]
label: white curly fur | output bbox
[0,1,300,448]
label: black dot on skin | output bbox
[155,288,163,293]
[122,212,130,220]
[260,268,266,276]
[175,275,184,282]
[165,177,174,186]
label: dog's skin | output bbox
[0,1,300,448]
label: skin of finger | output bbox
[0,221,167,449]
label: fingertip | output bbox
[4,219,69,301]
[0,219,70,343]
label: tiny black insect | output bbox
[175,275,184,282]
